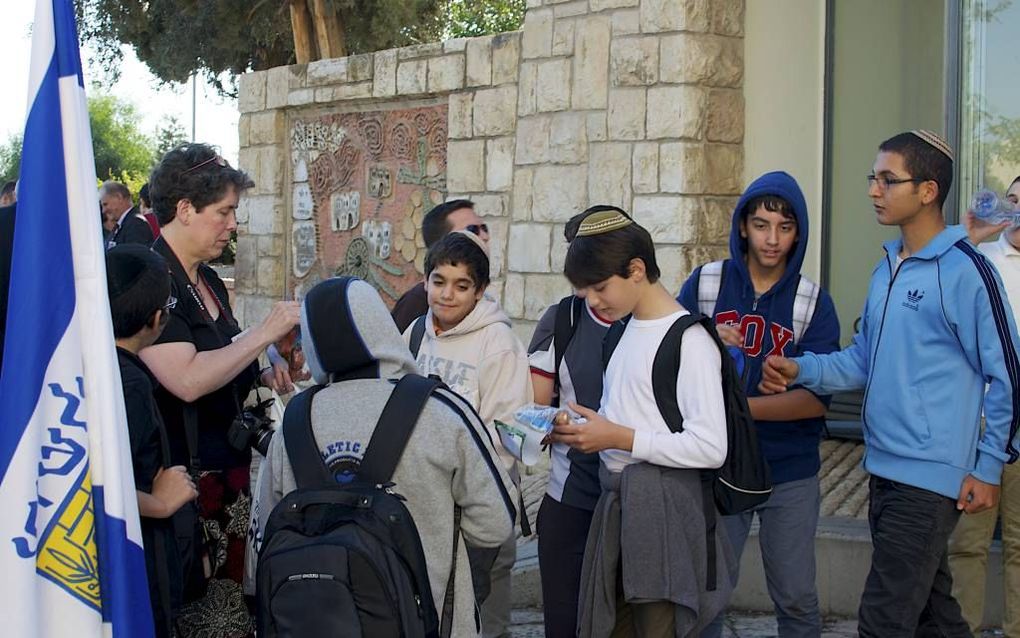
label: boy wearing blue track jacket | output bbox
[679,171,840,638]
[762,130,1020,637]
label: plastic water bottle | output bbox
[512,405,584,434]
[971,189,1019,224]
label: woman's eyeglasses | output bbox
[163,295,178,312]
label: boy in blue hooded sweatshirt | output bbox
[678,172,840,638]
[762,130,1020,637]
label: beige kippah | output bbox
[451,228,490,258]
[909,130,954,161]
[576,210,633,236]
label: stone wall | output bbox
[235,0,744,339]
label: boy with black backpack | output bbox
[678,172,840,638]
[527,207,617,638]
[550,210,751,637]
[247,277,516,637]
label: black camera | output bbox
[227,397,276,457]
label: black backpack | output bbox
[255,374,456,638]
[602,313,772,589]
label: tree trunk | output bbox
[310,0,346,59]
[289,0,317,64]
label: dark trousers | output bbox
[859,476,972,638]
[537,495,594,638]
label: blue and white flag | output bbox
[0,1,154,636]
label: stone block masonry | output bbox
[236,0,744,337]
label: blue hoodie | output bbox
[794,225,1020,498]
[678,171,841,484]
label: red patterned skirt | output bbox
[175,465,253,637]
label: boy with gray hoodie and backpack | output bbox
[247,277,516,637]
[403,230,532,638]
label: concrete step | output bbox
[512,515,1010,630]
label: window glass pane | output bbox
[826,1,945,343]
[958,0,1020,208]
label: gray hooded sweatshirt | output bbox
[246,278,517,637]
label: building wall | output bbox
[234,0,746,341]
[743,0,825,281]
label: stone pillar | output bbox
[509,0,745,336]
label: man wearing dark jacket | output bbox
[679,172,841,638]
[101,181,153,248]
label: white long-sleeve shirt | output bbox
[600,309,728,473]
[981,233,1020,326]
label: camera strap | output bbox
[183,403,201,479]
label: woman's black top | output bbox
[151,237,257,471]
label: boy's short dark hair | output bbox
[564,205,631,242]
[878,132,954,207]
[563,216,660,288]
[138,182,151,208]
[422,199,475,248]
[742,195,796,222]
[424,232,490,290]
[149,143,254,225]
[107,244,171,339]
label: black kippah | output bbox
[106,244,163,301]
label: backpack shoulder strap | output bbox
[696,260,727,317]
[601,315,631,370]
[409,314,427,359]
[283,384,332,489]
[650,314,704,433]
[359,374,443,485]
[552,296,581,390]
[791,274,821,346]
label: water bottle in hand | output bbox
[971,190,1018,224]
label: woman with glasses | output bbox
[140,143,300,637]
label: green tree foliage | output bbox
[0,95,156,189]
[88,95,156,183]
[154,115,189,160]
[0,135,21,185]
[75,1,525,94]
[446,0,525,38]
[76,0,447,94]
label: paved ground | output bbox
[510,608,1006,637]
[508,609,858,637]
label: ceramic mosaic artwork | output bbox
[289,104,448,304]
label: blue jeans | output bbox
[701,476,822,638]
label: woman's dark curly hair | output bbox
[148,143,254,225]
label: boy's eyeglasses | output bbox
[465,223,489,236]
[182,155,228,175]
[866,174,928,191]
